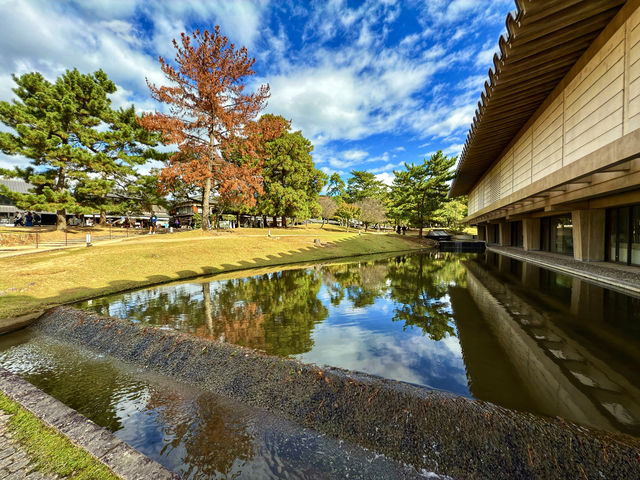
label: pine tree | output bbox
[327,173,346,198]
[139,27,270,230]
[0,69,118,229]
[346,170,387,202]
[257,115,327,227]
[389,151,456,237]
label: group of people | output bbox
[13,211,40,227]
[396,225,407,235]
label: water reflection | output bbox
[465,253,640,435]
[0,335,427,479]
[75,251,640,436]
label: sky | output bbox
[0,0,514,185]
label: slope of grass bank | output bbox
[0,226,428,327]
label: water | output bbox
[0,251,639,477]
[0,331,429,479]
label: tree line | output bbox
[319,155,467,237]
[0,26,465,234]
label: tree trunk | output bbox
[202,175,212,231]
[99,210,107,225]
[281,215,287,228]
[263,215,267,228]
[56,209,66,231]
[202,283,213,334]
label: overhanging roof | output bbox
[449,0,627,197]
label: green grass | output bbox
[0,392,120,479]
[0,225,428,324]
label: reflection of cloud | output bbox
[299,311,469,395]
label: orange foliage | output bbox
[139,27,271,227]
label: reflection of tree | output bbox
[86,270,329,357]
[321,262,389,308]
[145,389,255,480]
[386,253,467,341]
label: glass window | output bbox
[608,209,618,262]
[618,207,630,264]
[632,206,640,266]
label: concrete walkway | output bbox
[488,246,640,294]
[0,412,58,480]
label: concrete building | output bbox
[451,0,640,266]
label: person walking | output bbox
[149,214,158,234]
[25,211,33,227]
[402,225,407,235]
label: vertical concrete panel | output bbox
[572,209,606,262]
[523,218,541,251]
[499,222,512,246]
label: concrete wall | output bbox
[468,6,640,216]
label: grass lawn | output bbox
[0,225,428,328]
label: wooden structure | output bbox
[451,0,640,266]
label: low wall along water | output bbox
[34,306,640,479]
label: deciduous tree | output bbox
[356,197,387,231]
[139,27,270,230]
[318,195,337,228]
[335,201,360,232]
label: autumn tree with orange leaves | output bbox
[139,27,270,230]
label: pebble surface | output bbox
[0,412,58,480]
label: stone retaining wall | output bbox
[34,306,640,479]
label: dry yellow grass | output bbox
[0,226,427,326]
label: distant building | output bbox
[450,1,640,266]
[0,178,54,224]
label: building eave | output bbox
[449,0,628,198]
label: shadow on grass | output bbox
[0,234,433,331]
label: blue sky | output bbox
[0,0,513,184]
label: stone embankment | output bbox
[35,306,640,480]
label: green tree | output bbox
[433,196,468,230]
[346,170,387,202]
[0,70,110,229]
[74,105,165,223]
[335,200,360,231]
[389,151,455,238]
[0,69,160,229]
[258,115,327,227]
[327,172,346,198]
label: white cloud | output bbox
[343,149,368,161]
[375,172,395,186]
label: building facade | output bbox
[451,0,640,266]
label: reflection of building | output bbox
[463,253,640,435]
[450,2,640,266]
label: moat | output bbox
[0,251,638,478]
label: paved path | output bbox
[0,412,57,480]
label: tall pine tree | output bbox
[389,151,456,237]
[256,114,327,227]
[0,69,125,229]
[139,27,270,231]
